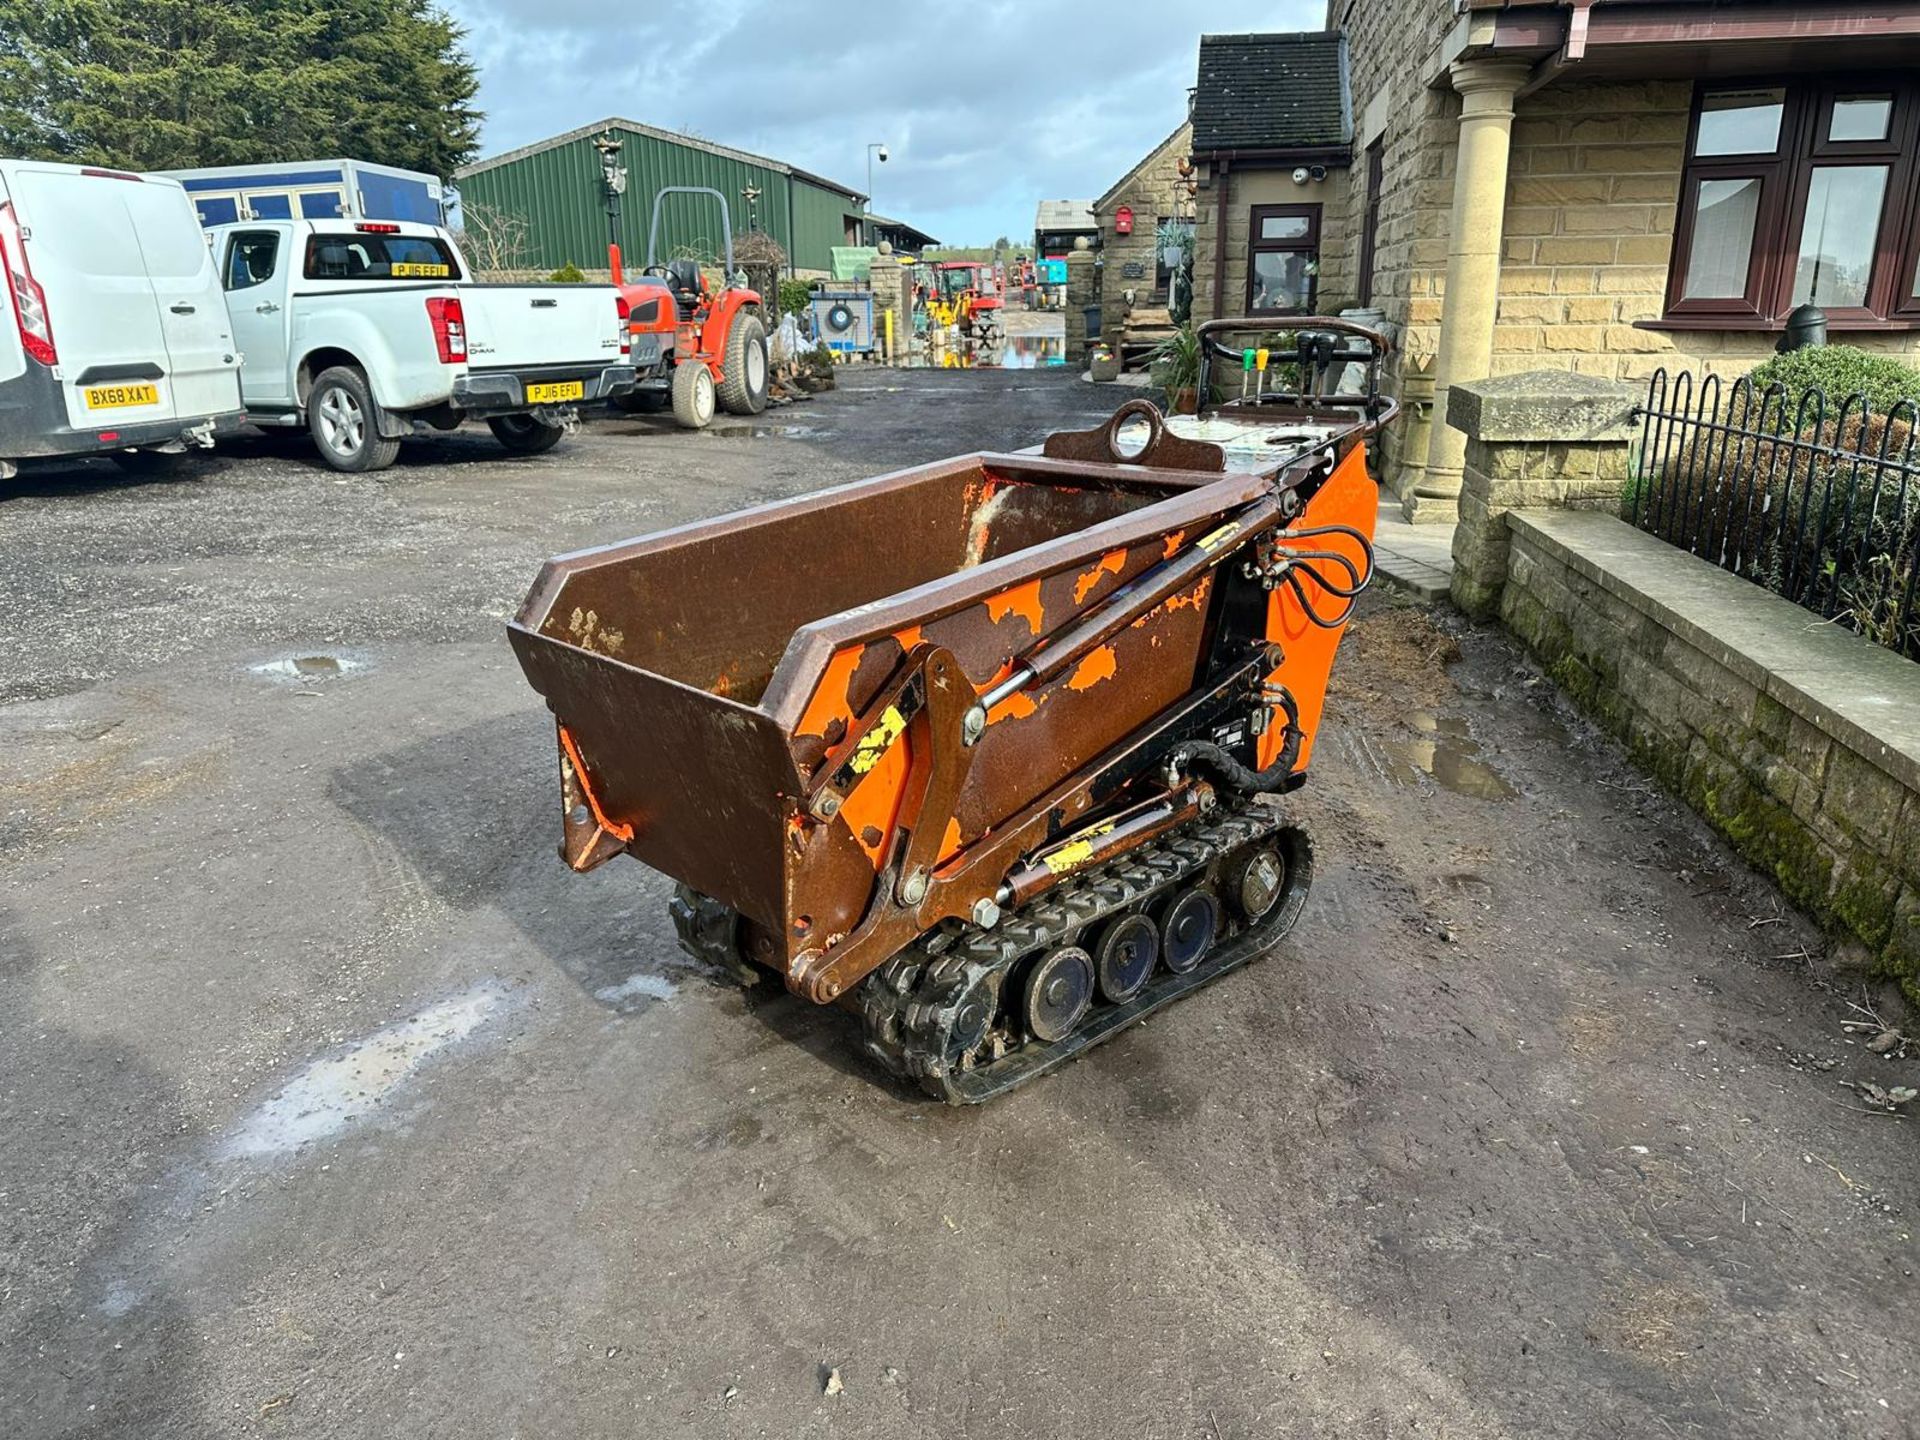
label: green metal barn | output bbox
[453,117,867,276]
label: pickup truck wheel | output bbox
[716,312,770,416]
[487,413,566,454]
[671,361,716,429]
[308,367,399,473]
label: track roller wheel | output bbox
[948,982,994,1056]
[1225,844,1287,923]
[1092,912,1158,1003]
[1022,946,1094,1042]
[1158,888,1219,975]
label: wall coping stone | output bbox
[1509,510,1920,794]
[1449,371,1638,444]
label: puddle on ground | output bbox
[594,970,677,1010]
[706,422,834,441]
[902,333,1067,370]
[248,653,366,682]
[1384,712,1517,801]
[221,983,505,1160]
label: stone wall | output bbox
[1333,0,1463,484]
[1192,166,1354,327]
[1497,79,1920,385]
[1331,0,1920,490]
[1095,122,1193,315]
[1445,372,1637,616]
[1501,510,1920,1003]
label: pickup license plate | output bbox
[84,382,160,411]
[526,380,585,404]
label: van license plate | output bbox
[84,383,160,411]
[526,381,585,404]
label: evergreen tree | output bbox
[0,0,481,176]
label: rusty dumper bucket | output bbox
[511,319,1394,1101]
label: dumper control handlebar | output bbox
[1195,315,1399,434]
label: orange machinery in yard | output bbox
[926,260,1006,345]
[612,186,769,430]
[510,317,1396,1101]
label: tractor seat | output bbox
[667,259,703,317]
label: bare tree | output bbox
[456,200,534,278]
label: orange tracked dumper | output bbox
[510,316,1396,1101]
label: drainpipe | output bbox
[1211,157,1230,323]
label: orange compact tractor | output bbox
[512,317,1396,1102]
[614,186,769,429]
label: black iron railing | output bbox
[1632,367,1920,661]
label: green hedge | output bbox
[1746,344,1920,416]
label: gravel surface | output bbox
[2,369,1915,1438]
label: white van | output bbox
[0,160,245,477]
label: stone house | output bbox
[1316,0,1920,519]
[1188,33,1356,329]
[1093,122,1195,321]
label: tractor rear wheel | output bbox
[671,361,716,429]
[717,312,770,416]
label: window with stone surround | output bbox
[1664,77,1920,329]
[1247,204,1320,315]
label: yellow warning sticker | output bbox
[1196,521,1242,553]
[848,705,907,774]
[1038,821,1117,874]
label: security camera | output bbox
[1291,167,1310,185]
[877,145,889,163]
[1310,164,1327,181]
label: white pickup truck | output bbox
[207,219,634,471]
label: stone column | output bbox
[1402,58,1531,524]
[867,249,908,362]
[1446,371,1637,616]
[1065,244,1097,363]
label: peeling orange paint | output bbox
[1072,549,1128,604]
[797,643,866,739]
[1162,529,1187,559]
[1067,646,1118,691]
[1164,576,1213,613]
[984,577,1044,635]
[893,624,925,652]
[988,689,1039,724]
[939,816,964,862]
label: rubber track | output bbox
[855,797,1308,1104]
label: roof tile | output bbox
[1192,32,1350,154]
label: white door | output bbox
[123,178,242,420]
[6,164,178,431]
[219,227,292,408]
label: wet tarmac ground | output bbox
[2,368,1916,1438]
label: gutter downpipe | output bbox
[1212,156,1230,320]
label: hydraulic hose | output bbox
[1172,687,1303,793]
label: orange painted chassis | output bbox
[511,387,1385,1010]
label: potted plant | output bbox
[1151,323,1202,414]
[1155,218,1195,271]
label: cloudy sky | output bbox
[441,1,1324,245]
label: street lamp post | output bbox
[592,131,627,254]
[865,141,889,230]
